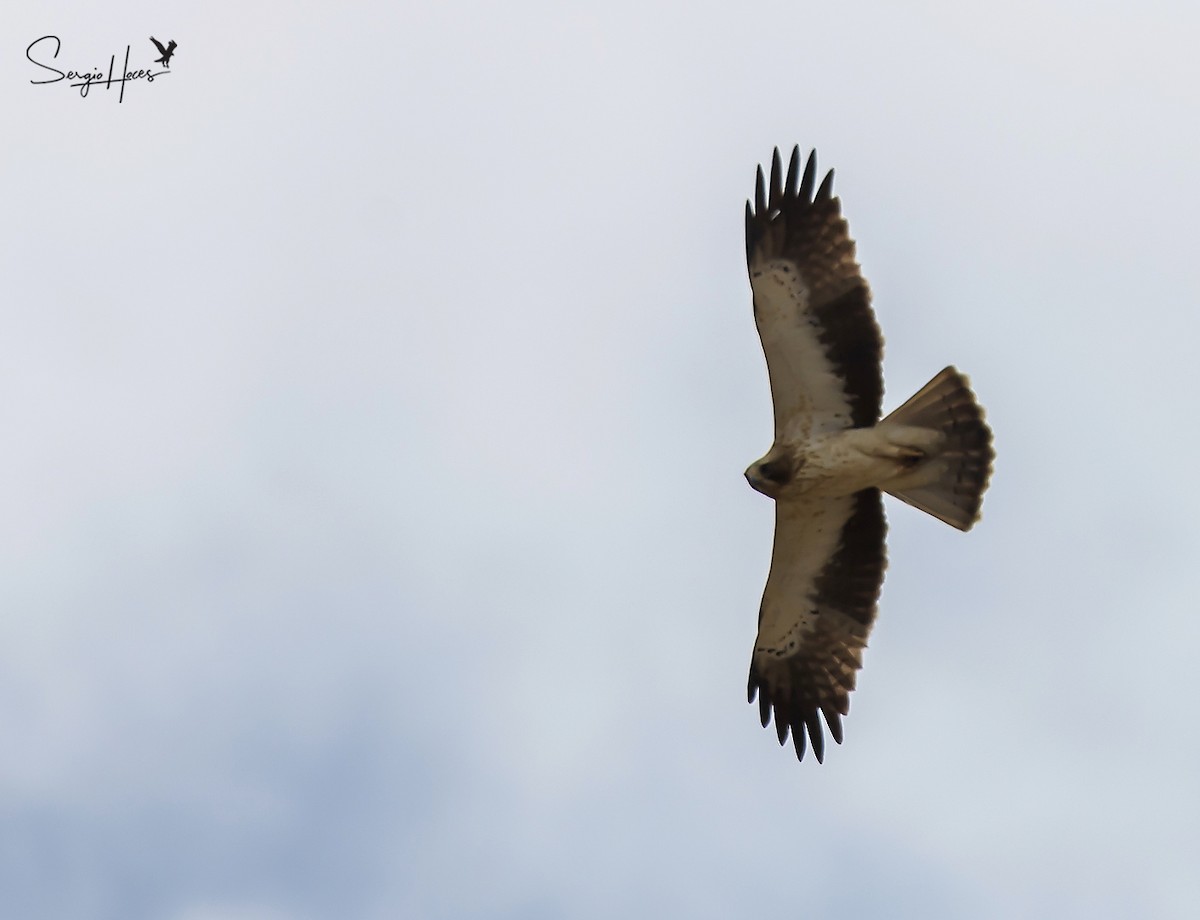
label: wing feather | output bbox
[768,148,783,210]
[748,489,887,762]
[745,147,883,437]
[797,148,817,201]
[783,146,801,200]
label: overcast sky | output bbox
[4,2,1200,918]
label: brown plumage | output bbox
[742,147,994,762]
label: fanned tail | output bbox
[880,367,994,531]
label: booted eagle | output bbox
[743,147,994,762]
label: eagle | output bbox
[743,147,994,763]
[150,37,177,69]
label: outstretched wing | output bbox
[150,36,168,56]
[745,147,883,438]
[748,489,887,762]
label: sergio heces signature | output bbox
[26,35,176,102]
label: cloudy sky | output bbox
[4,2,1199,918]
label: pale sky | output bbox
[4,2,1200,918]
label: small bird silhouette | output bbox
[150,37,177,68]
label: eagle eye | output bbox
[760,459,791,484]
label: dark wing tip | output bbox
[783,146,801,199]
[799,148,818,201]
[822,706,845,745]
[762,146,822,207]
[816,167,836,201]
[768,148,784,209]
[750,685,846,763]
[805,712,825,763]
[751,146,826,212]
[791,723,806,761]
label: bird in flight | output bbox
[150,37,177,68]
[742,146,994,762]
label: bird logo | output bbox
[150,37,177,68]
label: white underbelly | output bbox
[788,429,896,497]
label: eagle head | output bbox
[745,447,796,499]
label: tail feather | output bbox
[881,366,994,531]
